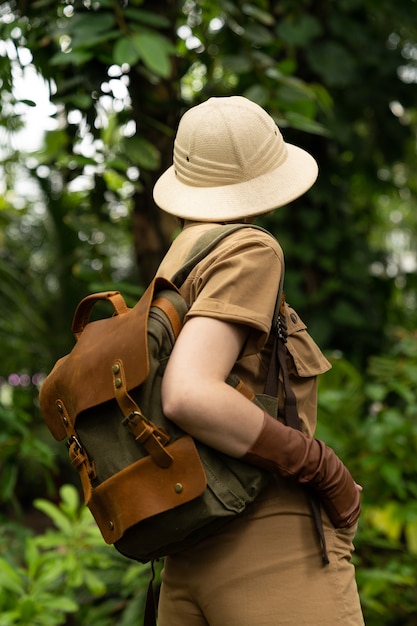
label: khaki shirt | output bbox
[157,222,331,436]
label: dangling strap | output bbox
[278,335,329,564]
[171,223,273,288]
[143,561,157,626]
[265,299,329,565]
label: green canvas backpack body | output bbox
[39,224,280,563]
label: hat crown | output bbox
[174,96,287,188]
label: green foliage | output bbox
[0,384,57,512]
[0,485,158,626]
[317,330,417,625]
[114,32,175,77]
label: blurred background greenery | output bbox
[0,0,416,624]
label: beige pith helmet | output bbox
[153,95,318,222]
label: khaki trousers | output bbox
[158,477,364,626]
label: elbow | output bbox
[161,375,192,428]
[161,386,180,423]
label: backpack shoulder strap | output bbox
[171,223,284,333]
[170,223,276,288]
[171,224,285,333]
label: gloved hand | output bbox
[241,412,361,528]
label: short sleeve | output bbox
[183,228,283,357]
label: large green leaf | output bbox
[243,23,275,45]
[131,32,174,78]
[306,41,356,87]
[124,7,171,28]
[276,14,323,46]
[66,12,116,39]
[49,50,94,67]
[123,135,160,170]
[113,36,141,67]
[242,3,275,26]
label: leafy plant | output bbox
[0,384,57,512]
[0,485,159,626]
[317,330,417,625]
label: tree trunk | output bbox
[129,0,184,285]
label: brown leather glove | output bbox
[242,412,361,528]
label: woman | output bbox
[153,96,364,625]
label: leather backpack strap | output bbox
[265,293,330,565]
[143,561,158,626]
[170,223,274,288]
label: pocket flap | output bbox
[284,304,331,377]
[88,435,207,544]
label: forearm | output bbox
[162,377,265,457]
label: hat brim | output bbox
[153,143,318,222]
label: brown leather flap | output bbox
[39,277,179,441]
[87,435,207,544]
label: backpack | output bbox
[39,224,281,563]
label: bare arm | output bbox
[161,316,265,457]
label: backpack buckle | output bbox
[67,434,83,451]
[122,411,172,465]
